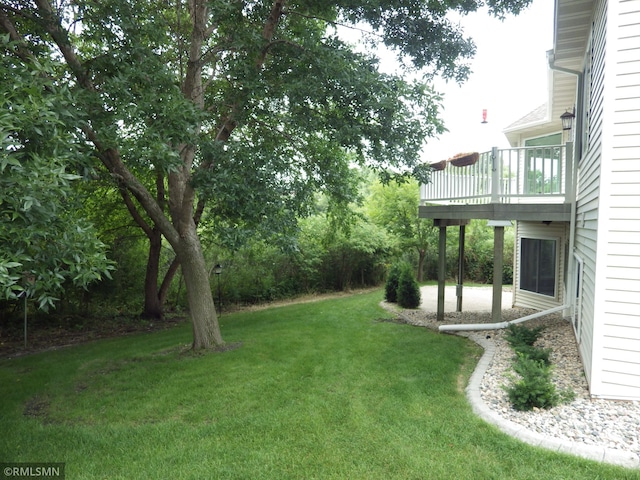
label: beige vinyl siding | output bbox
[574,0,607,390]
[593,0,640,399]
[513,221,568,310]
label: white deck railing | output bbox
[420,144,574,205]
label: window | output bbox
[523,135,563,195]
[524,133,562,147]
[520,238,557,296]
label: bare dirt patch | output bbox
[23,394,51,419]
[1,314,187,359]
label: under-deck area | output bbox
[420,144,575,322]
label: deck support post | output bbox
[489,220,511,323]
[434,219,470,322]
[437,225,447,322]
[456,225,466,312]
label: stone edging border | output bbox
[388,305,640,469]
[457,331,639,469]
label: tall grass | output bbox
[0,291,635,479]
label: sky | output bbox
[343,0,555,163]
[419,0,555,161]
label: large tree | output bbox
[1,0,530,349]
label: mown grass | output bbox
[0,290,637,479]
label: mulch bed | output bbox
[0,314,187,359]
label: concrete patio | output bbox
[418,285,512,313]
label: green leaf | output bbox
[3,262,23,269]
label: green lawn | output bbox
[0,291,637,479]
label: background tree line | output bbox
[1,171,514,323]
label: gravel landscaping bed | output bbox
[396,306,640,458]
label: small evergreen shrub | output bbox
[504,324,545,348]
[513,345,552,366]
[559,388,576,404]
[505,354,559,411]
[396,265,421,309]
[384,263,402,303]
[502,323,575,411]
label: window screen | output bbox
[520,238,556,296]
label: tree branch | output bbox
[33,0,93,91]
[194,198,206,226]
[118,185,154,238]
[159,256,181,306]
[287,10,382,40]
[155,169,167,212]
[210,1,288,147]
[257,0,286,68]
[0,8,38,63]
[260,38,303,60]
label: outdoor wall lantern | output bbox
[560,109,575,132]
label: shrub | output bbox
[384,263,402,303]
[503,323,575,411]
[396,265,421,309]
[514,345,552,366]
[504,324,545,348]
[505,354,559,411]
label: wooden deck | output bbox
[420,144,574,222]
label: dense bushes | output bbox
[464,220,514,285]
[59,217,511,312]
[2,198,516,319]
[206,216,393,306]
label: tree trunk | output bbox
[141,227,164,319]
[158,256,180,307]
[176,226,224,349]
[142,229,182,319]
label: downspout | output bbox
[439,304,570,332]
[438,53,584,334]
[548,49,583,321]
[547,50,584,155]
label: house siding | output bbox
[574,0,607,391]
[590,0,640,399]
[575,0,640,399]
[513,221,568,310]
[575,146,601,390]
